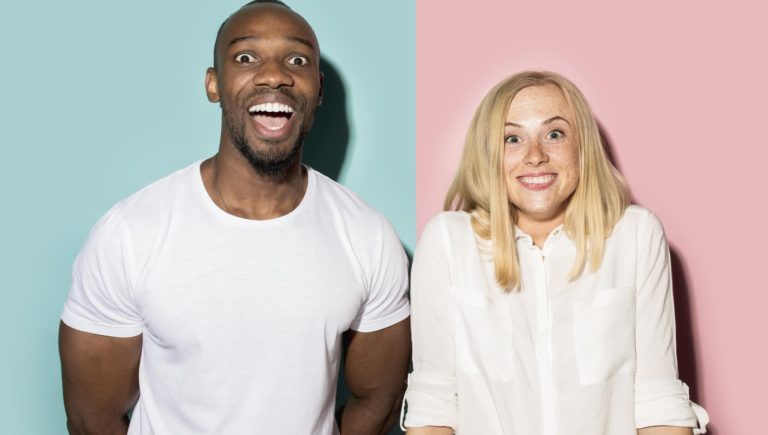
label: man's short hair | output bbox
[213,0,292,69]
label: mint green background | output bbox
[0,1,414,433]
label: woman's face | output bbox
[503,84,580,228]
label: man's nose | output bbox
[253,60,293,88]
[524,141,549,166]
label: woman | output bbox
[402,71,708,434]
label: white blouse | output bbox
[402,206,708,434]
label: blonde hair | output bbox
[445,71,630,291]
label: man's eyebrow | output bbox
[228,35,316,51]
[504,116,570,127]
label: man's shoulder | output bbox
[90,161,200,248]
[310,168,390,225]
[76,162,201,277]
[111,161,200,220]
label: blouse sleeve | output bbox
[401,216,458,430]
[634,211,709,433]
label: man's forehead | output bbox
[222,4,319,51]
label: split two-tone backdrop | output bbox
[1,1,764,434]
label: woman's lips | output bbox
[517,173,557,191]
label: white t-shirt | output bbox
[402,206,708,435]
[62,161,410,435]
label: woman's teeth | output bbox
[519,174,555,184]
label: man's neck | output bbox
[201,149,306,220]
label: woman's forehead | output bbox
[506,85,572,122]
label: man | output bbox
[58,1,411,434]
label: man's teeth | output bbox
[519,174,556,184]
[248,103,294,115]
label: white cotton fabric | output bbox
[62,161,410,435]
[403,206,708,435]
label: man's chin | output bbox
[235,136,303,176]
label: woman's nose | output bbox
[524,142,548,166]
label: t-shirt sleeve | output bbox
[634,211,709,433]
[61,207,143,337]
[348,216,410,333]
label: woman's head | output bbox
[502,83,579,230]
[445,71,629,290]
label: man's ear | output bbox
[318,71,324,106]
[205,67,220,103]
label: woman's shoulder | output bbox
[422,211,474,237]
[426,210,472,228]
[418,211,476,251]
[616,205,666,235]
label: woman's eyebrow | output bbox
[543,116,570,125]
[504,116,570,128]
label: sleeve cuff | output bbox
[401,372,458,431]
[636,380,709,433]
[349,303,410,333]
[61,310,143,338]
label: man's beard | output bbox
[227,117,304,176]
[222,89,310,176]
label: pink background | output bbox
[416,1,767,433]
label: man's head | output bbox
[206,1,323,175]
[212,0,293,70]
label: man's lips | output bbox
[249,102,294,131]
[517,173,557,190]
[245,96,298,139]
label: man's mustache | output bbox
[239,87,302,108]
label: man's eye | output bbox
[547,130,564,140]
[288,55,309,66]
[505,135,521,144]
[235,54,256,63]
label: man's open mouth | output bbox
[248,103,295,131]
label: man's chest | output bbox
[132,229,365,350]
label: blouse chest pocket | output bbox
[573,286,636,385]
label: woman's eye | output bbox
[505,135,521,144]
[288,55,309,66]
[235,54,255,63]
[547,130,564,140]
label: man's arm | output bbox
[339,318,411,435]
[59,321,142,435]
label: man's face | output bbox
[206,5,323,175]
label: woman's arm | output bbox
[401,216,458,431]
[638,426,693,435]
[407,427,454,435]
[633,212,705,433]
